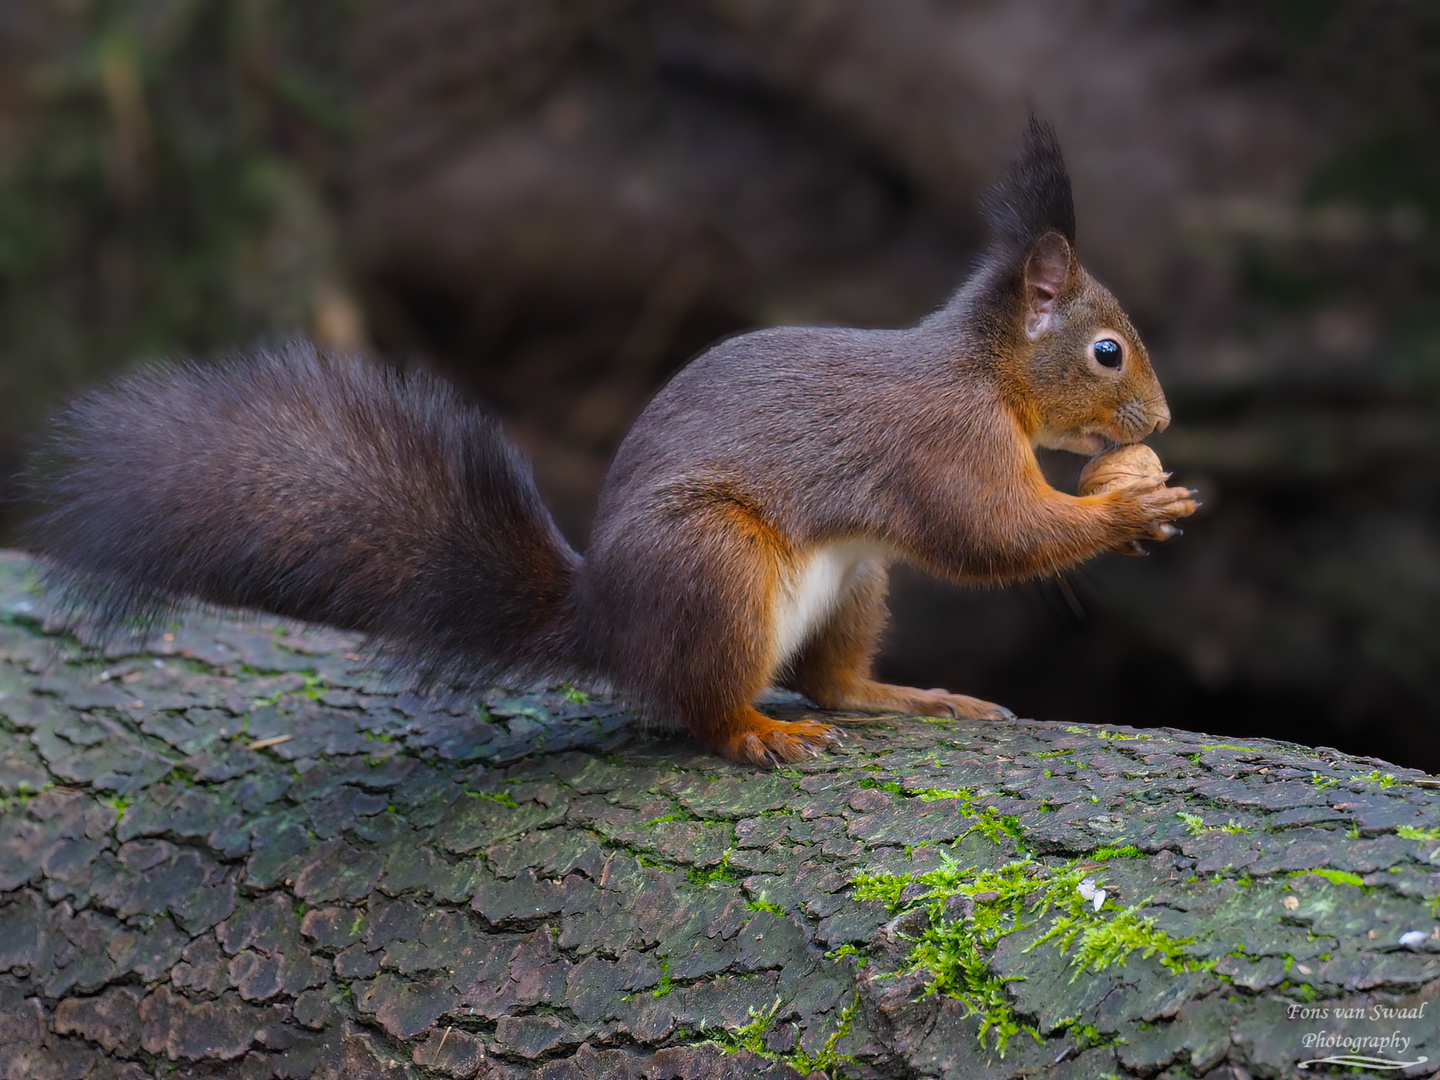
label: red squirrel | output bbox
[29,118,1194,766]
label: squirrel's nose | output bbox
[1150,399,1171,434]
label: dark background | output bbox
[1,1,1436,770]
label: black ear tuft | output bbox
[980,115,1076,256]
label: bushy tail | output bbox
[28,341,582,688]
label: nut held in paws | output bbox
[1078,443,1165,496]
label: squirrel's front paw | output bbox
[1139,479,1199,541]
[1113,475,1199,544]
[704,708,840,767]
[1080,445,1198,548]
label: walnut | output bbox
[1077,443,1165,496]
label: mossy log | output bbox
[0,550,1436,1079]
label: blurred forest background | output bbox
[0,1,1437,769]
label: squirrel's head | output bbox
[977,117,1170,455]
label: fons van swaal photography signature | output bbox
[1287,1002,1429,1021]
[1287,999,1432,1073]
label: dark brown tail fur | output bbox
[28,342,581,689]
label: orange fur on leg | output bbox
[612,490,842,766]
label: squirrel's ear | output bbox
[1022,231,1074,339]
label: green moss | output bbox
[1177,812,1250,835]
[652,956,673,998]
[1351,769,1397,788]
[1059,1020,1125,1053]
[101,793,131,825]
[0,780,53,811]
[852,853,1210,1053]
[1309,773,1339,789]
[709,998,781,1055]
[1197,742,1265,753]
[860,781,1028,852]
[1028,901,1204,981]
[560,683,590,704]
[1288,868,1365,888]
[300,672,329,700]
[858,778,903,795]
[825,943,866,967]
[646,812,696,825]
[966,808,1027,849]
[853,858,1085,1053]
[787,993,860,1076]
[1397,825,1440,841]
[913,785,976,802]
[748,897,787,917]
[686,850,739,885]
[465,789,518,809]
[908,926,1038,1053]
[1064,725,1152,742]
[1090,845,1145,860]
[702,995,861,1079]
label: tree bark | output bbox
[0,550,1436,1079]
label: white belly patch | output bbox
[772,542,886,666]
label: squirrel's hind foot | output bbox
[815,679,1015,722]
[907,689,1016,722]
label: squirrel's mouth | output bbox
[1034,428,1127,456]
[1070,430,1113,456]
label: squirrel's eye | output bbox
[1092,338,1123,369]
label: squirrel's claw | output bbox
[712,711,839,768]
